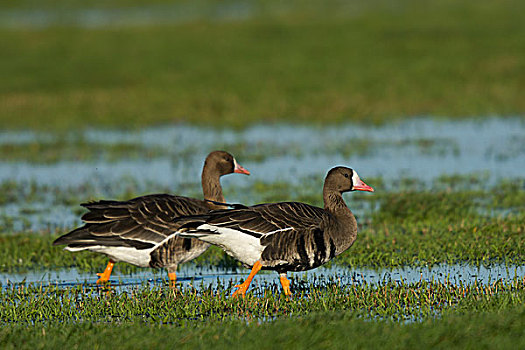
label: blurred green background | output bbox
[1,0,524,130]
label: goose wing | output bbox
[53,194,210,249]
[179,202,324,239]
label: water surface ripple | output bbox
[1,263,523,293]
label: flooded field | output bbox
[2,117,524,184]
[2,263,524,292]
[0,117,524,332]
[0,1,285,29]
[2,0,525,345]
[1,117,524,232]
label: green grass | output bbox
[0,279,525,348]
[5,308,525,349]
[1,308,524,349]
[1,276,524,324]
[1,0,525,130]
[0,140,167,163]
[2,308,525,349]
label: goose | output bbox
[173,166,373,297]
[53,151,250,285]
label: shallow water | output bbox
[1,117,524,232]
[1,263,523,293]
[0,2,257,29]
[2,118,524,187]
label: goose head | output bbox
[205,151,250,176]
[325,166,374,193]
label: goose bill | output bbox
[233,158,250,175]
[354,178,374,192]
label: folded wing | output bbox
[53,194,210,249]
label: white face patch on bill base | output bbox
[351,170,374,192]
[352,171,360,188]
[233,158,250,175]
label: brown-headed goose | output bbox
[173,166,373,297]
[53,151,250,285]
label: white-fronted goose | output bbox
[173,166,373,297]
[53,151,250,285]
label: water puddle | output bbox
[1,263,523,293]
[1,118,524,232]
[2,118,524,186]
[0,2,257,29]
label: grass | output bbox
[1,275,524,324]
[2,307,525,349]
[23,309,525,349]
[0,277,525,348]
[1,0,525,130]
[0,133,464,164]
[0,140,167,163]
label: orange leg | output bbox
[96,260,115,284]
[279,273,292,297]
[168,272,177,288]
[232,261,263,298]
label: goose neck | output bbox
[323,189,347,213]
[201,167,225,206]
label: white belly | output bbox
[189,224,264,266]
[65,245,153,267]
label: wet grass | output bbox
[1,275,524,325]
[0,172,523,346]
[0,136,370,164]
[2,0,525,130]
[1,275,525,350]
[0,126,470,164]
[0,140,167,163]
[0,178,190,207]
[2,307,525,349]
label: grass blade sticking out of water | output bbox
[1,276,525,325]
